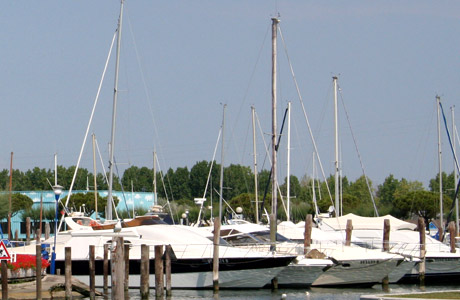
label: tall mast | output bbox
[107,0,124,220]
[286,101,291,222]
[219,104,227,222]
[92,133,98,219]
[251,106,259,224]
[153,151,157,205]
[437,95,444,232]
[8,152,13,240]
[333,76,340,217]
[271,17,279,223]
[452,106,458,235]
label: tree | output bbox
[0,193,33,219]
[394,190,452,225]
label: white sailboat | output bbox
[8,0,297,290]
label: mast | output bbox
[286,101,291,222]
[271,17,279,223]
[333,76,340,217]
[153,151,157,205]
[8,152,13,240]
[437,95,444,232]
[219,104,226,222]
[251,106,259,224]
[92,133,98,219]
[452,106,458,235]
[107,0,124,220]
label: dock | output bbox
[0,275,103,299]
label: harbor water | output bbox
[92,283,460,299]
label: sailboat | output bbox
[12,0,296,289]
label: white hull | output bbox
[312,258,400,287]
[75,266,285,289]
[277,258,329,287]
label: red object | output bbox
[9,254,50,271]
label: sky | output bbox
[0,1,459,191]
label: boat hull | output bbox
[53,256,294,289]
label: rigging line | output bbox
[196,128,222,225]
[440,102,460,174]
[59,30,117,232]
[229,23,270,153]
[338,86,379,217]
[255,110,271,171]
[127,12,160,139]
[94,137,109,184]
[153,153,175,224]
[157,162,177,223]
[259,106,289,219]
[278,24,335,210]
[113,156,128,219]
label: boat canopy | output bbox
[320,213,417,231]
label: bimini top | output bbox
[320,213,417,231]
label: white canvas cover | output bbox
[320,213,417,231]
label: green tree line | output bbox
[0,162,457,225]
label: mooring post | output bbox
[111,236,125,300]
[65,246,72,299]
[124,244,130,291]
[213,217,221,293]
[45,223,50,240]
[154,245,164,298]
[36,244,42,300]
[1,260,8,300]
[140,244,149,299]
[26,217,31,246]
[165,245,172,296]
[89,245,96,300]
[449,221,457,253]
[304,214,312,255]
[382,219,390,289]
[103,243,109,293]
[345,219,352,246]
[418,217,426,286]
[36,228,41,243]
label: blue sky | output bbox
[1,1,459,190]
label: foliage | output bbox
[393,190,452,226]
[0,193,33,220]
[61,192,119,219]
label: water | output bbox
[91,284,459,299]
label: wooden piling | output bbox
[418,217,426,286]
[383,219,390,251]
[26,217,31,245]
[45,223,50,240]
[14,229,18,242]
[165,245,172,296]
[89,245,95,300]
[213,217,221,293]
[449,221,456,253]
[140,244,149,299]
[2,260,8,300]
[111,237,125,300]
[345,219,352,246]
[36,244,42,300]
[154,245,164,298]
[269,214,276,252]
[124,244,130,291]
[382,219,390,289]
[65,247,72,299]
[103,244,109,293]
[36,229,41,243]
[304,214,312,255]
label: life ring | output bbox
[89,220,97,227]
